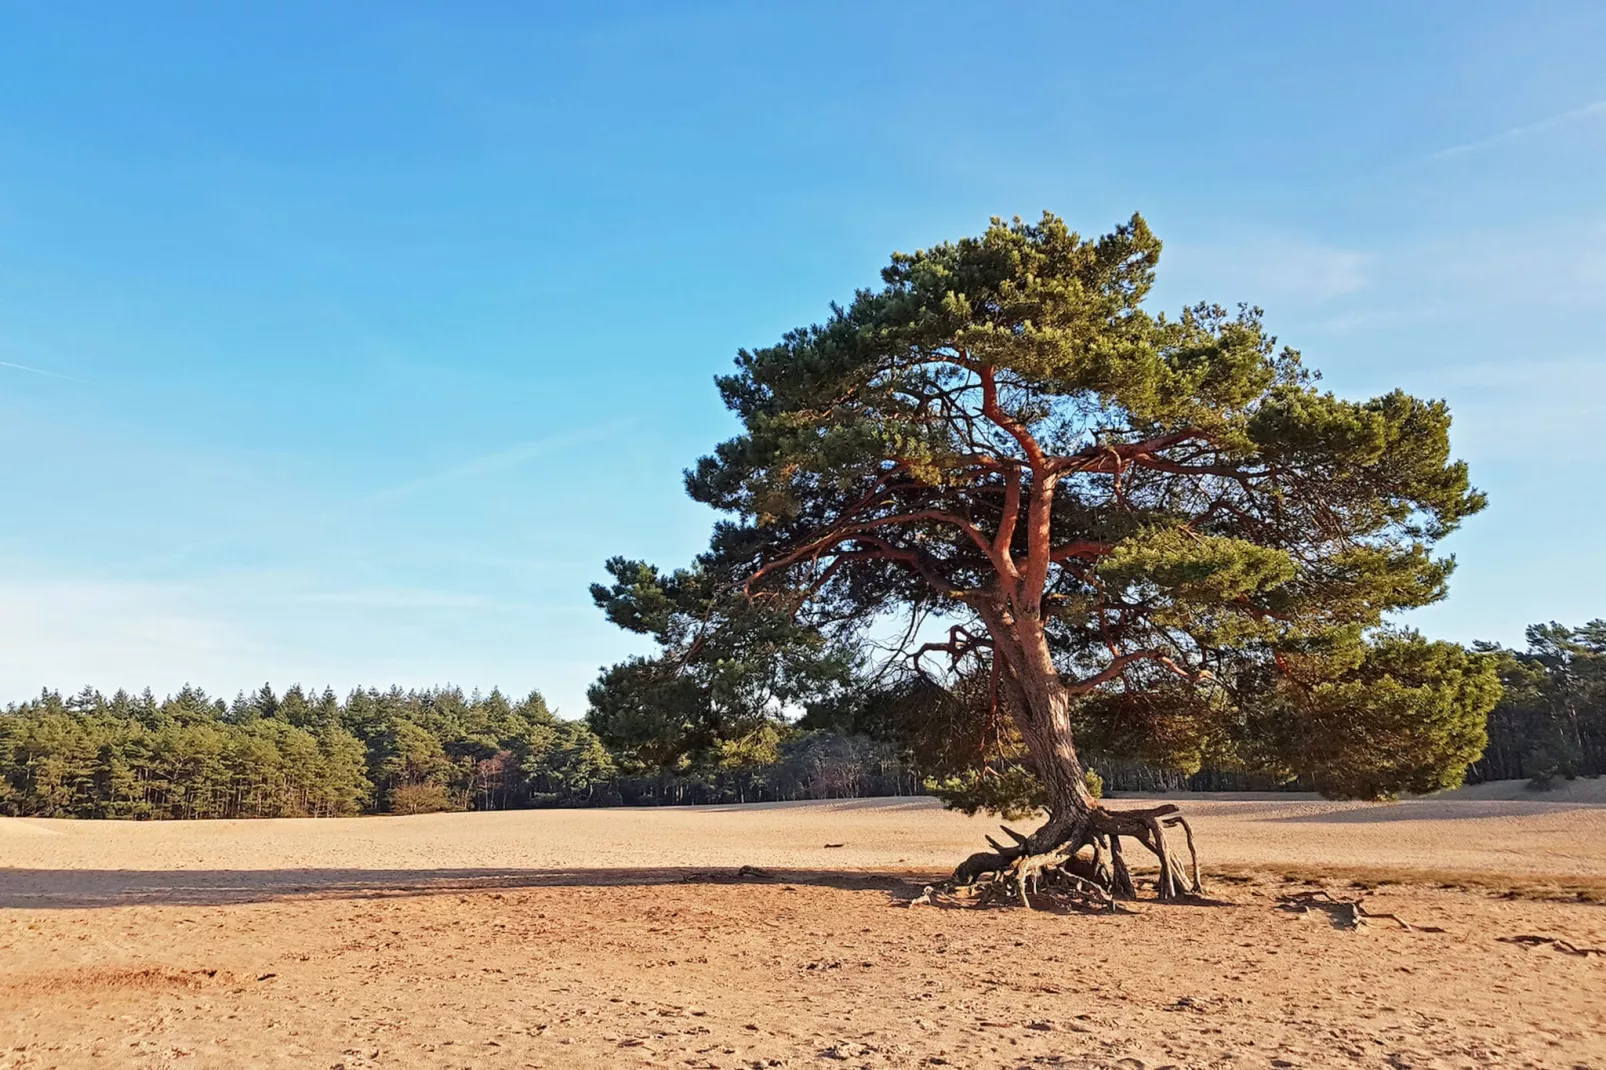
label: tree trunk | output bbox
[950,601,1204,904]
[1012,677,1098,852]
[977,599,1098,851]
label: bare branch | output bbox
[747,509,990,594]
[1050,540,1114,562]
[992,461,1024,581]
[1050,429,1212,475]
[1062,648,1208,695]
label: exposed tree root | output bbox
[942,803,1204,910]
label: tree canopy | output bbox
[589,211,1500,845]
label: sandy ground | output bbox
[3,786,1604,1069]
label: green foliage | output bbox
[1522,747,1570,791]
[1083,766,1104,799]
[524,718,617,800]
[919,752,1103,817]
[925,766,1046,821]
[586,556,857,774]
[377,720,453,806]
[1245,631,1500,800]
[0,684,924,817]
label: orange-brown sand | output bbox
[3,786,1604,1069]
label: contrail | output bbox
[1431,99,1606,159]
[0,359,87,384]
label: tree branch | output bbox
[747,508,992,594]
[1050,540,1114,562]
[1063,648,1208,695]
[1049,429,1211,475]
[993,462,1023,581]
[849,534,968,600]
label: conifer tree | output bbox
[591,211,1500,899]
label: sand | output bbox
[3,787,1604,1069]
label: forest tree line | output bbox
[1471,621,1606,786]
[2,619,1601,819]
[0,682,917,819]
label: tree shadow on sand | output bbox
[0,864,1238,912]
[694,798,942,814]
[0,866,935,910]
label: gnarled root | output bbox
[943,803,1204,910]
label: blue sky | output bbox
[2,2,1603,715]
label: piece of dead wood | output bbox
[1497,934,1606,957]
[1276,889,1449,933]
[680,866,773,883]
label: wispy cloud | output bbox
[352,422,627,511]
[1417,357,1606,392]
[0,359,87,384]
[294,588,497,610]
[1300,220,1606,335]
[131,422,631,571]
[1430,99,1606,159]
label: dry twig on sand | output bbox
[1497,935,1606,957]
[680,865,774,884]
[1276,889,1450,933]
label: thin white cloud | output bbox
[131,422,631,571]
[1430,99,1606,159]
[1304,305,1453,335]
[0,359,87,384]
[1417,357,1606,391]
[294,588,497,610]
[352,422,627,510]
[1299,221,1606,335]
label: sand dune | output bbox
[2,789,1604,1069]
